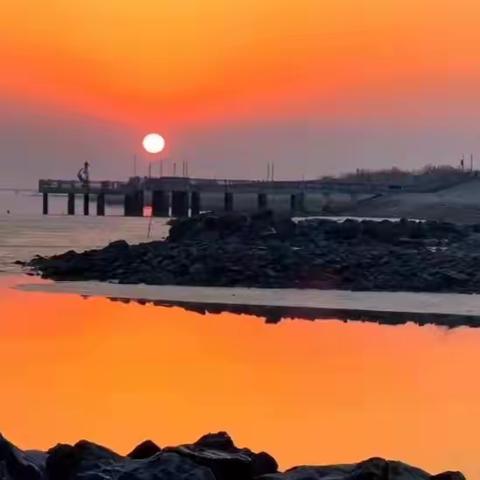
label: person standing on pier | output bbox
[77,161,90,186]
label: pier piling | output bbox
[124,194,132,216]
[67,193,75,215]
[152,190,169,217]
[83,193,90,216]
[42,193,49,215]
[290,193,297,212]
[190,191,201,216]
[290,192,306,212]
[96,193,105,216]
[124,191,144,217]
[171,190,188,217]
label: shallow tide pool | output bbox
[1,274,479,477]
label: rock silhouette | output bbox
[127,439,161,459]
[24,212,480,293]
[0,431,465,480]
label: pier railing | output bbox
[39,179,128,194]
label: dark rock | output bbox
[168,431,278,480]
[261,457,432,480]
[171,444,252,480]
[0,434,45,480]
[127,440,161,459]
[430,473,466,480]
[23,213,480,294]
[338,219,361,240]
[49,448,214,480]
[45,444,78,480]
[0,433,465,480]
[252,451,279,477]
[167,212,294,244]
[194,432,236,451]
[104,240,130,251]
[46,440,121,480]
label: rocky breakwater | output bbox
[24,211,480,292]
[0,431,465,480]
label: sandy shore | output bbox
[344,178,480,223]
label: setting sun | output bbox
[142,133,165,154]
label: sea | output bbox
[0,190,478,477]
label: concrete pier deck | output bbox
[38,176,392,217]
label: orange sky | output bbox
[3,1,480,184]
[3,0,480,127]
[1,278,479,478]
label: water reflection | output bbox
[0,276,478,478]
[108,296,480,328]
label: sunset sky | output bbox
[2,1,480,185]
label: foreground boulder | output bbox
[46,440,123,480]
[127,439,162,459]
[430,474,466,480]
[165,432,278,480]
[0,431,465,480]
[262,457,466,480]
[0,434,46,480]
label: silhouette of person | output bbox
[77,162,90,185]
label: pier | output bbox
[38,176,389,217]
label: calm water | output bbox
[0,191,169,272]
[0,192,479,477]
